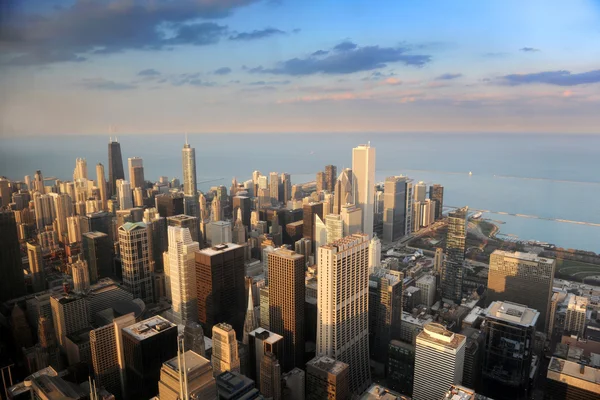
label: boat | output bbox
[469,171,473,176]
[471,212,482,220]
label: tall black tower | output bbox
[108,139,125,198]
[0,210,26,302]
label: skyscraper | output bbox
[33,192,55,230]
[118,179,133,210]
[413,323,466,400]
[73,157,88,180]
[50,292,90,351]
[260,352,282,399]
[158,349,217,400]
[195,243,246,336]
[382,176,407,243]
[325,165,337,192]
[96,163,108,211]
[481,301,539,399]
[281,173,292,204]
[442,206,468,304]
[317,234,371,394]
[306,356,350,400]
[182,140,197,196]
[122,316,178,399]
[368,268,403,362]
[118,222,154,304]
[126,156,144,190]
[167,226,200,324]
[414,181,427,202]
[212,323,241,375]
[82,231,113,281]
[546,357,600,400]
[565,295,588,336]
[49,192,72,243]
[352,143,375,238]
[268,248,305,372]
[429,184,444,220]
[303,201,323,244]
[248,328,284,385]
[2,211,26,300]
[232,195,251,228]
[487,250,556,332]
[27,242,45,293]
[368,235,381,271]
[108,138,125,198]
[325,213,343,243]
[156,192,185,218]
[316,171,326,193]
[0,178,10,207]
[167,214,200,244]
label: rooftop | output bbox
[307,356,349,375]
[163,350,211,374]
[443,385,490,400]
[416,274,436,284]
[321,233,369,252]
[548,357,600,390]
[66,327,92,344]
[215,371,254,392]
[360,384,408,400]
[119,221,147,232]
[271,247,304,260]
[418,323,466,350]
[167,214,197,222]
[198,242,242,256]
[486,301,539,327]
[567,295,589,312]
[82,231,108,239]
[402,311,434,326]
[249,327,283,344]
[492,250,555,265]
[122,315,175,340]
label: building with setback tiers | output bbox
[413,323,466,400]
[306,356,350,400]
[212,323,241,376]
[122,316,178,399]
[317,234,371,394]
[487,250,555,332]
[267,248,305,371]
[195,243,246,336]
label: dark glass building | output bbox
[108,139,125,198]
[382,176,407,243]
[83,211,114,243]
[387,340,415,396]
[155,193,185,218]
[441,206,468,304]
[302,202,323,246]
[195,243,246,337]
[429,184,444,220]
[0,210,26,302]
[232,195,251,228]
[325,164,337,192]
[82,231,114,282]
[122,316,178,399]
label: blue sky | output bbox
[1,0,599,135]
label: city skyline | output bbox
[2,1,600,136]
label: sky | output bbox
[1,0,600,136]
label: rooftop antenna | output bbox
[185,131,188,146]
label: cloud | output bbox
[80,79,136,91]
[241,86,278,92]
[292,28,301,34]
[311,50,329,56]
[520,47,540,52]
[249,80,290,85]
[501,69,600,86]
[248,43,431,75]
[138,69,161,77]
[361,71,396,81]
[382,77,402,86]
[229,28,286,41]
[0,0,259,66]
[333,41,358,51]
[435,73,462,80]
[214,67,232,75]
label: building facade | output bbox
[442,206,468,304]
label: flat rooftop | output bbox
[492,250,555,265]
[198,242,242,256]
[418,323,466,350]
[321,233,369,252]
[122,315,175,340]
[548,357,600,391]
[307,356,348,375]
[402,311,433,326]
[361,384,408,400]
[443,385,490,400]
[271,247,304,260]
[249,327,283,344]
[163,350,211,374]
[486,301,539,327]
[82,231,108,239]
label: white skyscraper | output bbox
[314,215,327,253]
[368,235,381,271]
[50,192,73,243]
[414,181,427,202]
[317,233,371,394]
[352,143,375,238]
[73,158,88,181]
[117,180,133,210]
[414,323,466,400]
[167,226,200,324]
[96,163,108,211]
[325,214,343,243]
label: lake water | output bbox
[1,132,599,252]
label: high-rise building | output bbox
[340,204,362,236]
[122,316,178,399]
[208,220,232,245]
[195,243,246,335]
[314,214,327,254]
[89,312,136,398]
[434,247,444,274]
[50,292,90,351]
[281,173,292,204]
[487,250,555,332]
[232,195,251,228]
[33,192,55,230]
[260,287,270,330]
[117,179,133,210]
[306,356,350,400]
[368,268,403,363]
[325,165,337,192]
[267,248,305,371]
[461,328,484,392]
[118,222,154,304]
[303,201,324,245]
[49,192,73,243]
[325,213,343,243]
[333,168,354,215]
[128,156,145,189]
[34,169,44,192]
[260,352,282,399]
[158,348,217,400]
[248,328,284,386]
[167,213,200,244]
[269,172,280,204]
[413,323,466,400]
[0,177,10,207]
[167,226,200,325]
[156,192,185,218]
[71,259,90,294]
[27,242,45,293]
[429,184,444,220]
[416,275,436,308]
[182,140,197,196]
[414,181,427,202]
[442,206,468,304]
[96,163,108,211]
[108,138,125,198]
[317,234,371,394]
[404,178,414,236]
[368,235,381,271]
[481,301,539,399]
[387,340,415,396]
[82,211,114,243]
[316,171,326,193]
[212,323,241,376]
[383,176,407,243]
[546,357,600,400]
[82,231,113,281]
[565,295,588,336]
[352,144,375,238]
